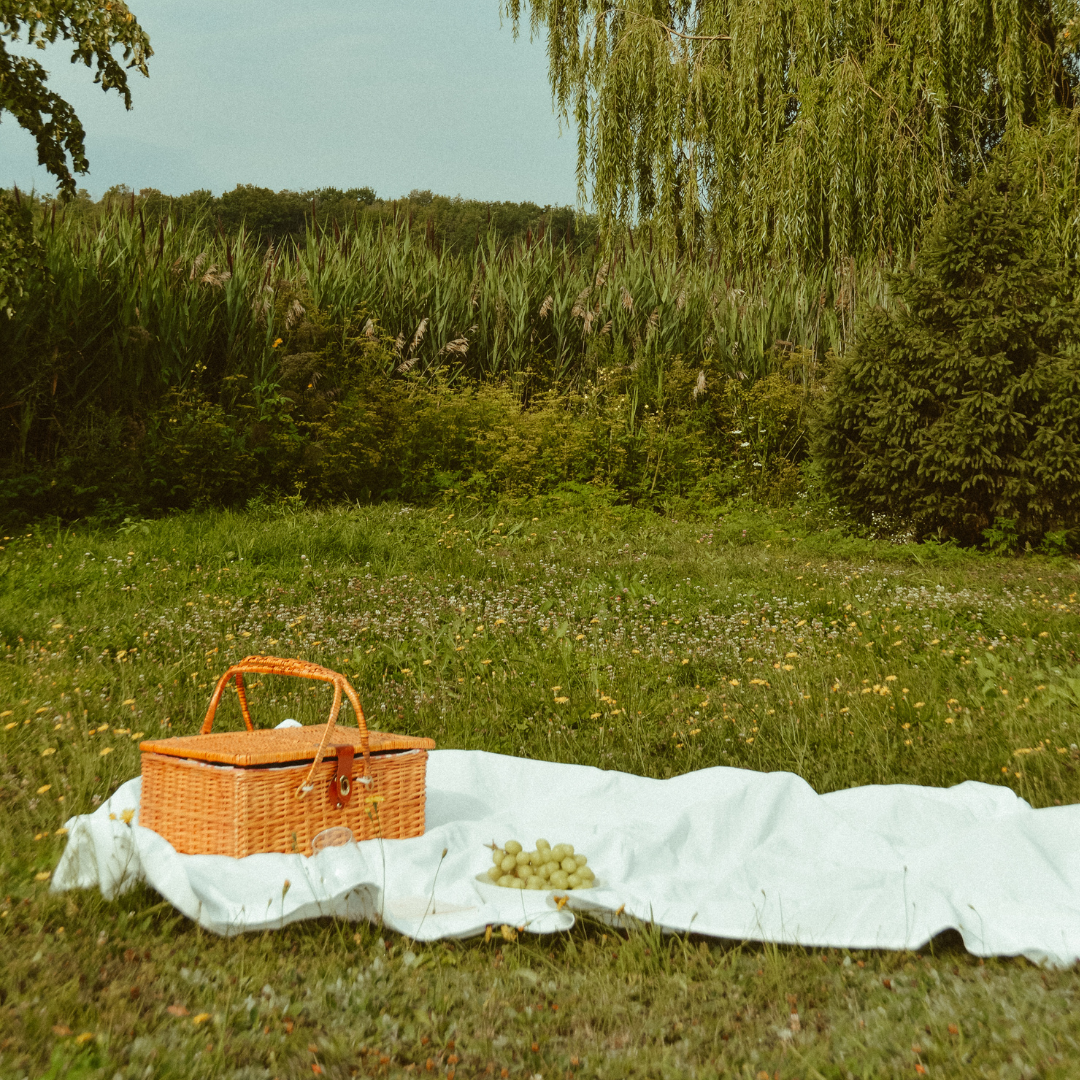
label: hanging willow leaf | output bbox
[505,0,1080,270]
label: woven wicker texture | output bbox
[139,655,433,857]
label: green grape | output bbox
[497,875,517,888]
[508,878,526,889]
[500,854,517,873]
[560,856,577,873]
[486,867,502,883]
[535,838,551,852]
[541,860,560,878]
[550,870,570,889]
[578,865,595,882]
[567,872,582,888]
[536,863,551,879]
[515,850,531,866]
[575,878,594,889]
[492,848,505,865]
[526,876,546,890]
[515,864,531,880]
[573,854,588,869]
[504,840,523,855]
[527,850,541,866]
[549,844,568,862]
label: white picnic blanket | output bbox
[52,749,1080,966]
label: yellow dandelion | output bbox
[34,871,51,882]
[272,338,283,348]
[192,1013,212,1025]
[99,747,113,757]
[41,747,56,757]
[75,1032,95,1045]
[37,784,51,794]
[554,697,569,705]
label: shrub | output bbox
[816,164,1080,548]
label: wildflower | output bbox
[35,871,51,882]
[75,1032,95,1045]
[37,784,51,794]
[554,697,569,705]
[100,747,113,757]
[192,1012,212,1025]
[914,702,925,709]
[272,338,283,348]
[884,675,898,682]
[42,747,56,756]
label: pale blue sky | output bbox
[1,0,581,205]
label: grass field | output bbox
[2,501,1079,1080]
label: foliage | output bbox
[0,198,869,518]
[0,319,818,522]
[1,507,1079,1075]
[0,187,46,317]
[33,182,599,253]
[507,0,1080,269]
[816,164,1080,549]
[0,0,151,196]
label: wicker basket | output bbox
[139,655,435,857]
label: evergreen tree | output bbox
[815,164,1080,547]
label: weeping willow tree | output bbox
[505,0,1080,269]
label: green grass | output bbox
[1,502,1079,1079]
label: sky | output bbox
[0,0,582,206]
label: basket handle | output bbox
[199,655,371,799]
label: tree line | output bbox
[28,183,599,254]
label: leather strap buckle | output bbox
[330,744,354,809]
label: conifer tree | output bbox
[815,163,1080,547]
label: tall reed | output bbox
[0,201,897,463]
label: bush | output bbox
[816,163,1080,548]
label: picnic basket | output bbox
[139,655,435,857]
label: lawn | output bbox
[1,501,1079,1079]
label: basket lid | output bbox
[140,724,434,767]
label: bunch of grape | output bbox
[483,838,595,890]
